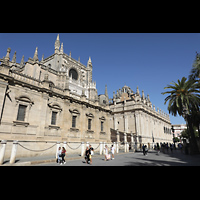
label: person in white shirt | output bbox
[104,145,110,161]
[111,145,115,160]
[57,147,62,164]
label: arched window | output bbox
[69,68,78,80]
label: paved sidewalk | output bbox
[35,149,200,166]
[2,153,86,166]
[1,149,128,166]
[3,148,199,166]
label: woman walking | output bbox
[60,147,66,165]
[111,145,115,160]
[85,146,90,164]
[104,145,110,161]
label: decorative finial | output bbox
[33,47,39,62]
[142,90,145,99]
[54,34,60,54]
[105,85,108,98]
[136,86,139,95]
[147,94,150,102]
[41,54,44,61]
[4,47,11,63]
[60,43,64,54]
[12,51,16,63]
[20,55,24,67]
[87,56,92,68]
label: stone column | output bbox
[0,140,7,165]
[124,114,128,133]
[114,142,116,153]
[116,142,119,154]
[116,130,120,153]
[10,140,18,164]
[99,142,103,155]
[56,141,60,159]
[126,142,129,152]
[86,141,89,147]
[116,130,120,143]
[81,142,85,157]
[103,142,106,155]
[131,133,134,150]
[124,133,127,152]
[63,141,67,152]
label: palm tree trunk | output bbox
[198,123,200,138]
[187,115,199,154]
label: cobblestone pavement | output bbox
[34,150,200,166]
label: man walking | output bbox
[89,145,94,165]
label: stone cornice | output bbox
[0,70,111,114]
[111,105,171,125]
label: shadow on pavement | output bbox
[123,150,200,166]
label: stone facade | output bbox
[110,85,172,145]
[0,35,111,146]
[0,35,173,158]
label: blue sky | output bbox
[1,33,200,125]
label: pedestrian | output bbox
[56,147,62,164]
[60,147,66,165]
[104,145,110,161]
[89,145,94,165]
[156,143,160,155]
[111,144,115,160]
[170,143,173,153]
[85,146,90,164]
[142,144,145,155]
[166,143,169,153]
[144,145,148,156]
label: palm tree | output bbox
[162,77,200,154]
[189,52,200,81]
[189,52,200,138]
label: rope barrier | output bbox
[93,143,100,150]
[17,142,106,152]
[18,143,57,152]
[66,143,82,150]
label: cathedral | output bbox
[0,34,172,157]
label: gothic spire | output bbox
[4,47,11,64]
[142,90,145,100]
[20,55,24,67]
[60,43,64,54]
[87,56,92,67]
[105,84,108,98]
[41,54,44,62]
[54,34,60,54]
[33,47,39,62]
[12,51,16,63]
[136,86,140,95]
[147,94,150,102]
